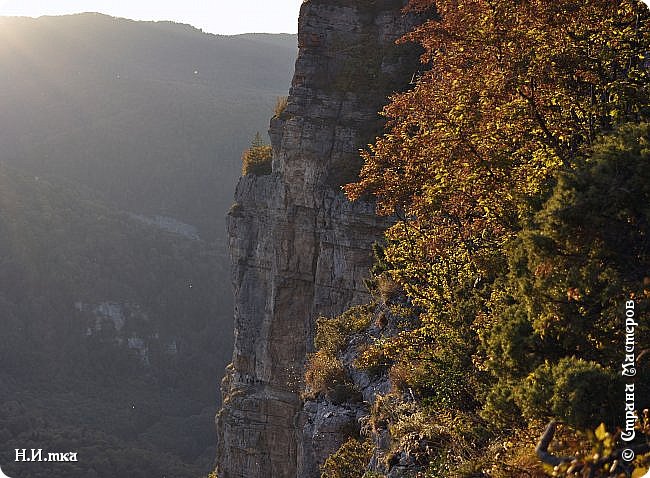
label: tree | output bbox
[346,0,649,307]
[343,0,650,409]
[337,1,650,473]
[241,132,272,176]
[482,123,650,427]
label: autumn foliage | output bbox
[320,0,650,476]
[346,0,649,303]
[241,132,273,176]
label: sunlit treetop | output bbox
[347,0,649,255]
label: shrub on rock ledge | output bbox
[241,132,272,176]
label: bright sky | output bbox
[0,0,303,35]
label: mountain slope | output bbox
[0,13,296,240]
[0,13,297,477]
[0,161,230,477]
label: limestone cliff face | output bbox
[215,1,422,477]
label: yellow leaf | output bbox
[631,467,648,478]
[594,423,608,441]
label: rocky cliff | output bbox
[215,1,423,477]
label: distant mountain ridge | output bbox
[0,12,296,240]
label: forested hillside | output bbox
[0,13,296,240]
[0,163,225,477]
[0,13,296,478]
[305,1,650,477]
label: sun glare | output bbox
[0,0,303,35]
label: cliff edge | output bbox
[215,1,422,476]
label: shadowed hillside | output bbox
[0,13,296,477]
[0,163,227,477]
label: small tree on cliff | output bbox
[241,132,272,176]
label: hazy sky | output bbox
[0,0,303,35]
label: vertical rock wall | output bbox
[215,1,422,477]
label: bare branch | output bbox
[535,421,574,467]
